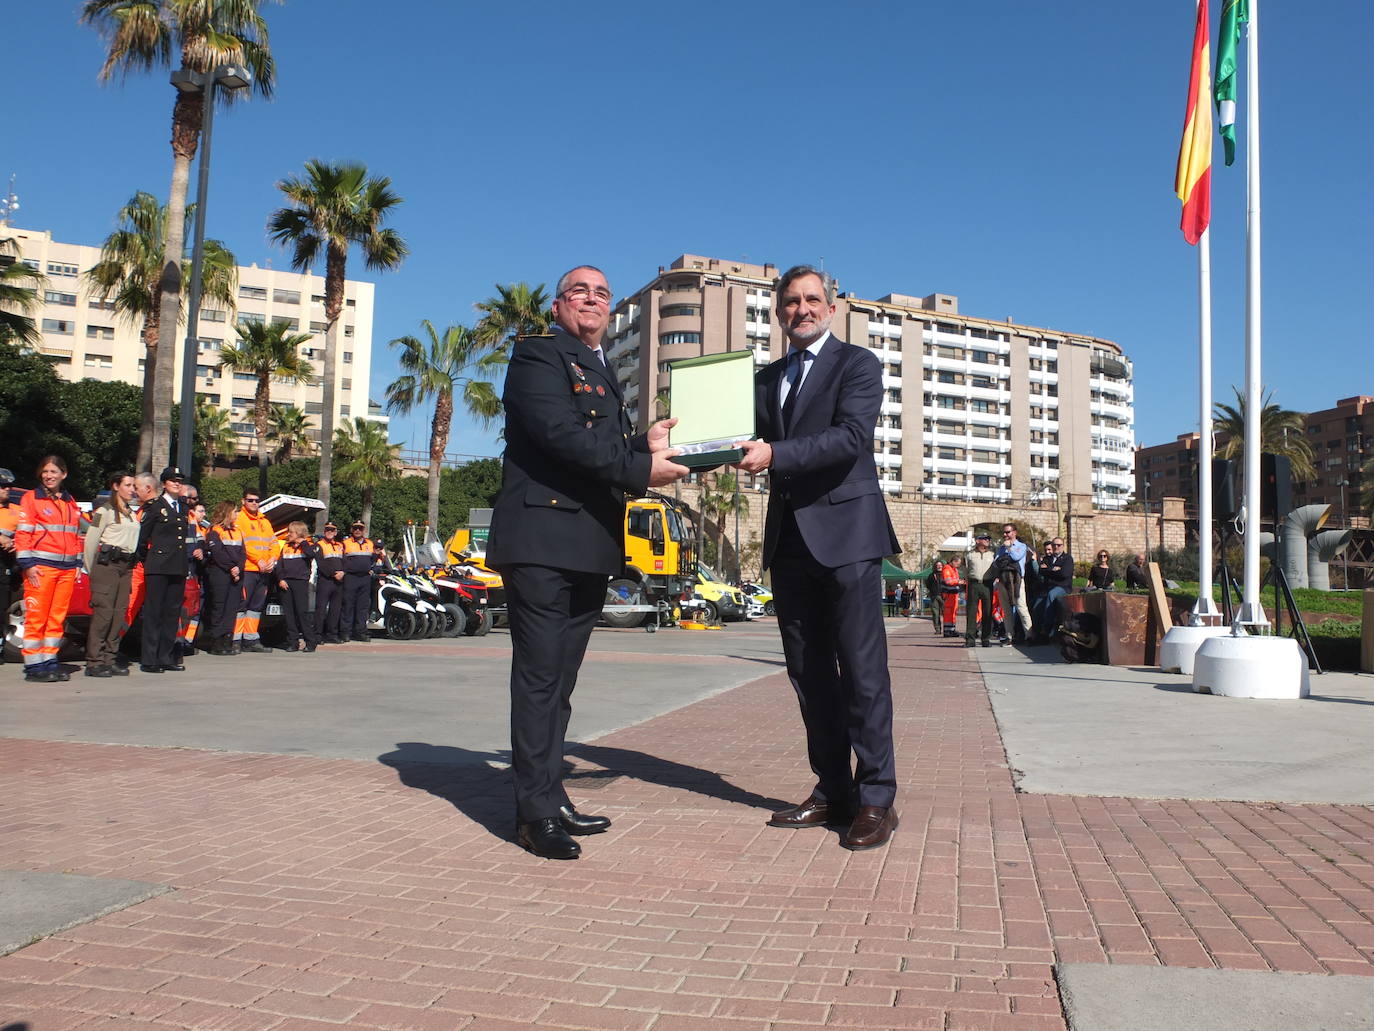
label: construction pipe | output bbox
[1278,505,1330,590]
[1307,528,1351,592]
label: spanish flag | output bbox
[1175,0,1213,246]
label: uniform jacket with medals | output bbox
[755,335,898,570]
[486,326,652,576]
[136,494,190,577]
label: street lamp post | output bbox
[1142,479,1151,564]
[173,64,253,476]
[733,476,741,583]
[1339,477,1349,589]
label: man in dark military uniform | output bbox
[486,264,689,860]
[136,466,190,673]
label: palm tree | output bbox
[0,237,45,346]
[473,282,552,349]
[698,471,750,577]
[267,160,407,523]
[385,321,505,530]
[80,0,277,469]
[85,190,237,471]
[218,320,313,496]
[195,397,238,468]
[1213,386,1317,482]
[267,403,314,461]
[333,416,401,533]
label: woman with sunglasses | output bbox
[1088,550,1115,590]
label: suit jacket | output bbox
[757,335,898,569]
[486,326,652,576]
[136,494,189,577]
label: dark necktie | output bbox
[781,350,810,433]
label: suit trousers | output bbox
[770,513,896,809]
[315,576,342,638]
[87,559,133,665]
[280,580,317,648]
[341,573,372,637]
[141,571,183,668]
[503,564,605,824]
[204,566,241,641]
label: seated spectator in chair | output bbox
[1125,553,1149,590]
[1088,550,1115,590]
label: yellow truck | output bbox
[603,493,698,631]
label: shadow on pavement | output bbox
[377,741,790,842]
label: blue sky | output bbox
[8,1,1372,461]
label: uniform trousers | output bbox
[341,572,372,638]
[22,566,76,673]
[770,512,896,810]
[279,580,318,649]
[315,575,342,639]
[141,571,183,668]
[87,559,133,666]
[503,564,605,824]
[965,580,993,645]
[204,566,241,641]
[235,570,268,642]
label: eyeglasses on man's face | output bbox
[560,283,612,305]
[244,497,259,504]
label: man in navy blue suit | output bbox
[734,265,901,851]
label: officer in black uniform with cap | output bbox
[314,521,345,643]
[136,466,189,673]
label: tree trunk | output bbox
[428,391,452,532]
[255,375,270,498]
[361,486,373,535]
[316,243,347,527]
[152,86,203,471]
[136,311,160,472]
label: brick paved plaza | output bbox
[2,623,1373,1029]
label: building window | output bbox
[272,289,301,305]
[340,405,350,416]
[196,365,217,378]
[47,262,79,277]
[201,308,227,322]
[936,345,963,360]
[341,378,352,390]
[84,354,113,369]
[41,318,75,335]
[233,372,257,382]
[239,285,267,300]
[659,304,700,319]
[343,324,354,337]
[342,351,353,364]
[198,338,221,351]
[86,325,114,340]
[310,321,328,333]
[345,298,355,308]
[44,290,77,306]
[237,312,265,327]
[89,298,116,311]
[659,331,701,346]
[47,355,72,365]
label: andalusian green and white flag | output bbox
[1214,0,1248,166]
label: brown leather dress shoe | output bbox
[841,806,898,850]
[767,794,851,829]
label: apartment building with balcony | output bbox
[7,226,375,452]
[607,254,1136,507]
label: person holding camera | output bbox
[83,471,138,678]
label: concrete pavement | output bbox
[0,620,1371,1029]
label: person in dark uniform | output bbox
[486,264,689,860]
[204,501,244,655]
[276,521,320,653]
[340,520,377,641]
[314,522,345,643]
[734,264,902,852]
[135,467,190,673]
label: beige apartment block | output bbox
[7,226,375,452]
[607,254,1135,507]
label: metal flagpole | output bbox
[1192,225,1220,622]
[1238,0,1266,627]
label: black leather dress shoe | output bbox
[517,818,581,860]
[163,663,186,672]
[767,793,851,829]
[139,664,164,673]
[558,805,611,835]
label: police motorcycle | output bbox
[403,523,491,637]
[366,551,422,640]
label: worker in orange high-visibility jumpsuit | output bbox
[938,560,964,638]
[120,472,159,640]
[233,490,278,652]
[15,456,84,683]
